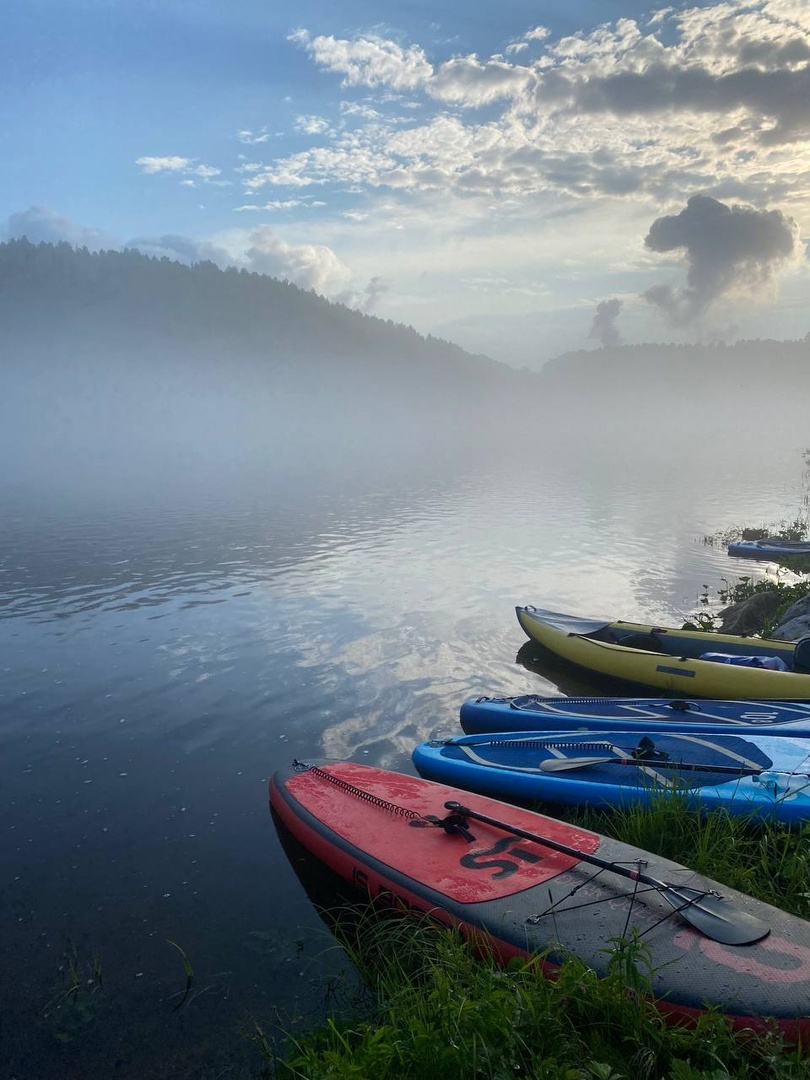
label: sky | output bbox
[2,0,809,368]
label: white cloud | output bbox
[275,3,810,212]
[136,156,193,173]
[234,199,307,212]
[289,29,433,90]
[136,156,222,182]
[430,56,534,105]
[242,225,351,292]
[193,164,222,178]
[237,129,278,144]
[295,115,331,135]
[340,102,383,120]
[126,226,355,298]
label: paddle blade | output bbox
[540,756,615,772]
[657,885,770,946]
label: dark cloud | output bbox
[643,194,800,324]
[588,298,623,347]
[5,206,118,250]
[542,63,810,145]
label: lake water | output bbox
[1,427,806,1078]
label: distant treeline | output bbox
[0,238,516,405]
[2,238,808,421]
[543,338,810,402]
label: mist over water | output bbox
[2,329,808,1077]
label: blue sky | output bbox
[3,0,809,367]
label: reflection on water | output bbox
[0,434,805,1077]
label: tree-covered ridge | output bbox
[0,238,511,393]
[543,337,810,391]
[2,237,807,412]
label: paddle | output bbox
[539,756,766,775]
[442,800,770,945]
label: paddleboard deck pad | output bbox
[270,760,810,1042]
[460,695,810,737]
[412,730,810,825]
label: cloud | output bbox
[289,29,432,91]
[276,3,810,209]
[363,275,388,311]
[2,207,368,312]
[128,225,353,296]
[136,156,194,173]
[430,56,534,105]
[643,194,801,324]
[336,274,390,312]
[544,64,810,146]
[124,234,231,265]
[233,199,310,212]
[588,298,623,346]
[136,156,222,180]
[237,129,278,145]
[242,226,352,293]
[294,115,331,135]
[4,206,119,250]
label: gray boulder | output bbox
[772,618,810,640]
[772,595,810,640]
[716,591,782,635]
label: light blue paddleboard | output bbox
[413,729,810,824]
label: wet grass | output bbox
[263,800,810,1079]
[572,798,810,922]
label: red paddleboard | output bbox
[271,760,810,1043]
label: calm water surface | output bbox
[1,434,804,1078]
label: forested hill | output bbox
[543,339,810,395]
[3,238,807,436]
[0,238,516,403]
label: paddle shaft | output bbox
[442,799,771,945]
[446,800,717,894]
[539,755,765,775]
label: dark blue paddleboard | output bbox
[460,695,810,737]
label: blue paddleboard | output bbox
[413,729,810,824]
[460,695,810,737]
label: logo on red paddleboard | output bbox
[460,838,546,879]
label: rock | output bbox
[772,595,810,640]
[776,594,810,625]
[716,591,782,635]
[772,617,810,640]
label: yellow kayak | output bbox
[516,606,810,700]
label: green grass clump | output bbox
[264,802,810,1079]
[268,914,806,1079]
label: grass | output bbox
[262,799,810,1080]
[571,799,810,922]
